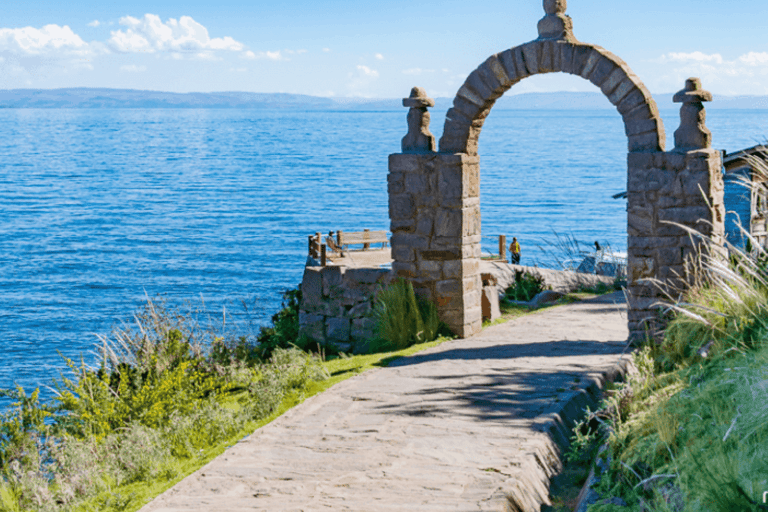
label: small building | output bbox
[723,145,768,249]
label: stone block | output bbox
[390,218,415,234]
[350,317,376,341]
[388,153,422,173]
[387,171,405,195]
[628,131,662,153]
[599,67,625,97]
[404,172,428,195]
[322,266,344,296]
[658,206,711,225]
[301,267,323,305]
[389,193,414,221]
[628,257,655,281]
[627,152,654,171]
[452,96,482,121]
[624,116,659,138]
[299,311,325,342]
[558,41,576,74]
[345,268,389,285]
[436,279,461,296]
[415,214,433,237]
[627,214,653,237]
[587,57,616,88]
[392,262,417,279]
[326,317,351,342]
[486,54,510,85]
[579,48,601,80]
[608,75,637,106]
[539,40,555,73]
[457,83,484,107]
[464,289,481,310]
[617,89,646,116]
[348,300,372,318]
[466,71,493,103]
[435,208,462,237]
[521,42,540,75]
[476,61,504,98]
[443,260,461,279]
[507,47,527,80]
[628,236,682,250]
[481,286,501,322]
[497,49,518,80]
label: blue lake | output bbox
[0,106,765,396]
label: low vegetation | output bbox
[505,270,547,302]
[369,278,447,353]
[564,209,768,508]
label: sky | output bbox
[2,0,768,98]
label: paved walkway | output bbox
[142,292,629,512]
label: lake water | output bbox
[0,106,765,397]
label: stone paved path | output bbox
[141,292,629,512]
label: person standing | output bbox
[509,237,521,265]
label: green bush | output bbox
[505,271,546,302]
[370,279,444,353]
[0,297,329,512]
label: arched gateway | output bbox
[388,0,725,340]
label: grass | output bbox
[563,153,768,511]
[78,337,453,512]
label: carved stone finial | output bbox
[538,0,574,40]
[673,78,713,151]
[401,87,436,153]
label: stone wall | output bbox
[298,265,392,353]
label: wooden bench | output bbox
[337,229,388,252]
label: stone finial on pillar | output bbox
[401,86,436,153]
[538,0,575,41]
[673,78,713,151]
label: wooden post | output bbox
[337,230,344,257]
[499,235,507,262]
[363,228,371,250]
[320,244,327,267]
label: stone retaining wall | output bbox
[298,265,392,353]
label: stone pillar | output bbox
[626,78,724,341]
[388,152,482,338]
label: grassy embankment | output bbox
[0,272,587,512]
[546,166,768,511]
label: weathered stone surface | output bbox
[301,267,323,304]
[326,317,351,342]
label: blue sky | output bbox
[2,0,768,97]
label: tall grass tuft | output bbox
[370,279,442,352]
[582,148,768,511]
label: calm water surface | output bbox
[0,106,765,396]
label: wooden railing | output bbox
[307,229,389,266]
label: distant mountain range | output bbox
[1,88,767,110]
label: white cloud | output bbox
[88,20,101,28]
[375,53,383,60]
[356,64,378,78]
[242,49,285,61]
[659,51,724,64]
[119,64,146,72]
[0,24,92,56]
[322,47,330,53]
[108,14,244,55]
[650,50,768,94]
[402,68,434,75]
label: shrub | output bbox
[0,296,329,512]
[370,279,443,352]
[505,271,546,302]
[255,288,314,359]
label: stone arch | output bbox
[438,40,666,156]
